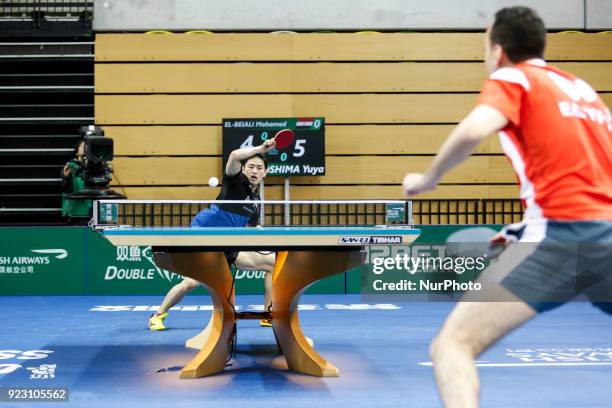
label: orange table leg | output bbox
[271,250,361,377]
[153,252,235,378]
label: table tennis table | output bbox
[102,224,419,378]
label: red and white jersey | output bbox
[477,59,612,221]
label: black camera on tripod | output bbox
[67,125,125,199]
[82,126,113,189]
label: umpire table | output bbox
[102,224,420,378]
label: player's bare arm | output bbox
[403,105,508,197]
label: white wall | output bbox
[587,0,612,30]
[93,0,610,31]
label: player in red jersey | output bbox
[403,7,611,407]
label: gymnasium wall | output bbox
[94,32,612,223]
[93,0,612,31]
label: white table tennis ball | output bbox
[208,176,219,187]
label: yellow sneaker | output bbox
[259,319,272,327]
[149,312,168,331]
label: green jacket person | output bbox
[61,140,92,220]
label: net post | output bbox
[260,180,265,226]
[92,200,99,225]
[405,200,413,225]
[284,176,291,226]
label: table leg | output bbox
[185,313,214,350]
[153,251,235,378]
[271,250,361,377]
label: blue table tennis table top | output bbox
[103,225,421,236]
[101,225,421,249]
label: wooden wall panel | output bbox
[105,124,502,155]
[111,156,515,185]
[106,126,221,155]
[95,62,486,93]
[118,184,520,200]
[96,92,612,125]
[95,94,477,125]
[96,62,612,93]
[95,33,612,62]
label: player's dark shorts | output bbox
[499,220,612,313]
[191,204,248,267]
[191,204,250,228]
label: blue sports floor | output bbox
[2,295,612,407]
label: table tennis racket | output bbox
[445,227,504,259]
[273,129,295,149]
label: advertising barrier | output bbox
[1,225,499,295]
[0,228,84,295]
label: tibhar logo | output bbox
[372,236,402,244]
[30,249,68,260]
[339,236,402,245]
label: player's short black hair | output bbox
[490,6,546,63]
[242,153,269,169]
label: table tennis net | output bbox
[92,200,414,227]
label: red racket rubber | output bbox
[273,129,295,149]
